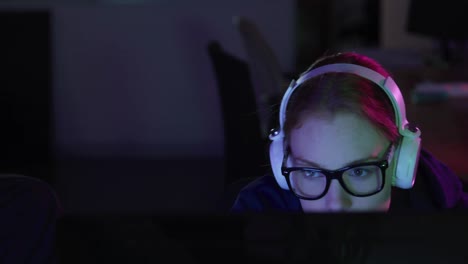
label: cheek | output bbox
[386,155,397,187]
[299,199,328,212]
[357,185,392,211]
[299,185,392,212]
[353,175,393,211]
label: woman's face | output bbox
[288,112,394,212]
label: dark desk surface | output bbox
[391,66,468,180]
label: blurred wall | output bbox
[52,1,295,159]
[0,1,295,213]
[380,0,433,51]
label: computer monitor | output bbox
[57,213,468,263]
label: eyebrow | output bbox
[293,155,381,169]
[288,143,393,169]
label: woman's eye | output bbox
[303,170,322,177]
[349,168,368,177]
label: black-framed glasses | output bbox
[281,144,393,200]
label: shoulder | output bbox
[414,149,468,209]
[230,175,301,213]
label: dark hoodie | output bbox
[231,149,468,212]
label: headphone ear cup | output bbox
[269,137,289,190]
[392,134,421,189]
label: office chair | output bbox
[0,173,62,263]
[232,16,292,138]
[207,41,269,193]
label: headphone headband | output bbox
[269,63,421,191]
[273,63,416,140]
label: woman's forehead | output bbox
[288,112,389,169]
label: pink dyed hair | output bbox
[284,52,399,143]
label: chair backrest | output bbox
[207,41,268,187]
[0,173,62,263]
[233,16,285,137]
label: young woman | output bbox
[231,52,468,212]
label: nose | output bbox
[324,180,352,211]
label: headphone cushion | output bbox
[392,135,421,189]
[269,138,289,190]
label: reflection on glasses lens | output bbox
[289,165,383,198]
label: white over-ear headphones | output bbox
[269,63,421,190]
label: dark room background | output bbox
[0,0,466,215]
[1,0,468,263]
